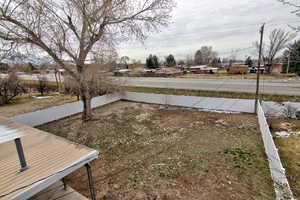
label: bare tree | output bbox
[277,0,300,17]
[194,46,218,65]
[0,0,175,121]
[267,29,294,66]
[0,40,16,65]
[0,71,25,105]
[64,66,124,100]
[185,54,194,67]
[120,56,130,65]
[254,28,294,72]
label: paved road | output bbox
[2,73,299,95]
[0,73,59,82]
[124,77,300,95]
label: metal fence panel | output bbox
[10,94,121,127]
[123,92,255,113]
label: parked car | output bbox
[296,110,300,120]
[114,69,131,76]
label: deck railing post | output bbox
[14,138,29,172]
[85,163,96,200]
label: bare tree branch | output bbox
[0,0,175,121]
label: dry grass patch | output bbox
[0,94,77,117]
[126,86,300,102]
[269,118,300,198]
[39,101,274,200]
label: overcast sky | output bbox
[117,0,300,62]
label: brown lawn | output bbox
[39,101,274,200]
[0,94,77,117]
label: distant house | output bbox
[228,65,248,74]
[112,63,130,76]
[190,65,218,74]
[155,66,183,75]
[113,63,128,71]
[271,63,283,73]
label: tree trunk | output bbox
[54,69,60,92]
[80,84,93,121]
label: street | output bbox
[124,77,300,96]
[1,73,300,95]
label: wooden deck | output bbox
[30,181,88,200]
[0,117,98,200]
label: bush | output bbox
[0,72,25,105]
[37,74,48,96]
[64,70,124,99]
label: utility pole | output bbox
[255,23,265,113]
[287,50,291,74]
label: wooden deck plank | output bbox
[0,117,98,200]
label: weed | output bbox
[224,148,256,168]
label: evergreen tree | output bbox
[146,54,154,68]
[283,40,300,75]
[153,55,159,68]
[166,54,176,67]
[245,56,253,67]
[146,54,159,69]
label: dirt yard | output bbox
[268,118,300,198]
[39,101,274,200]
[0,94,77,117]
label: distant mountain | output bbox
[2,53,52,66]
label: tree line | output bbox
[145,47,222,69]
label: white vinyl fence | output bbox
[257,102,294,200]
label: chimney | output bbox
[14,138,29,172]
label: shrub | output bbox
[36,74,48,96]
[64,69,124,99]
[0,72,25,105]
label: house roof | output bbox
[190,65,207,69]
[155,67,182,74]
[190,65,218,71]
[0,117,99,200]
